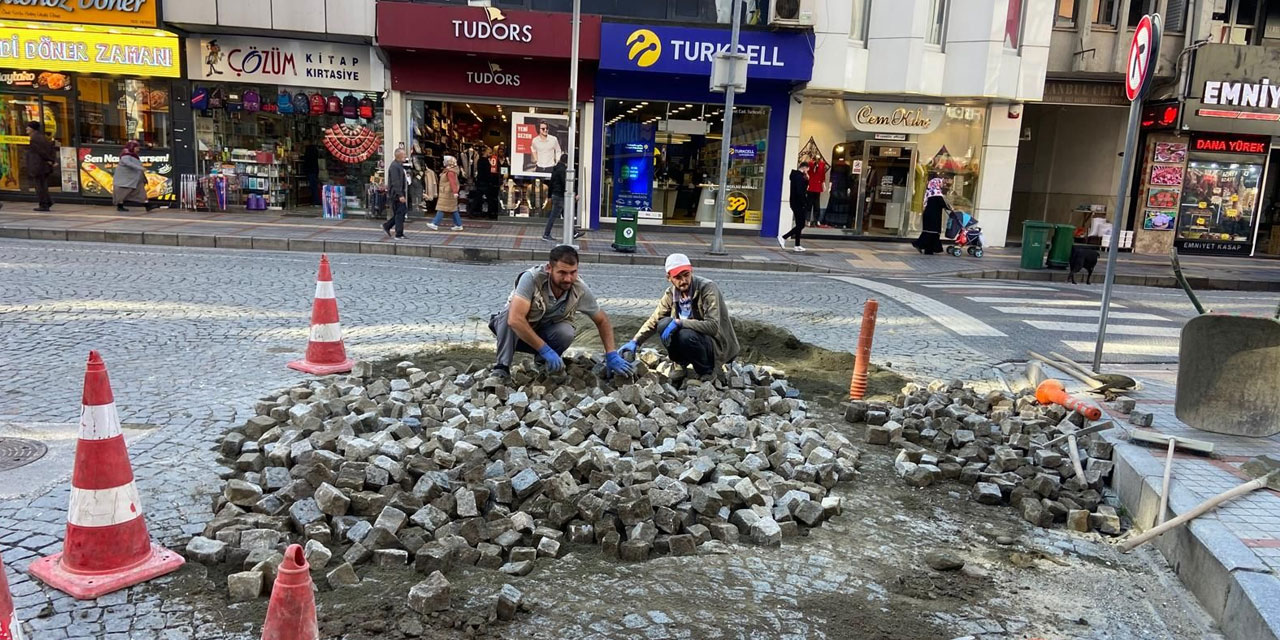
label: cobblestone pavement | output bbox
[0,239,1215,639]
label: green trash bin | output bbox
[1048,224,1076,269]
[612,206,638,253]
[1021,221,1053,270]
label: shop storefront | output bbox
[377,2,601,221]
[798,98,989,240]
[0,3,181,204]
[1147,43,1280,256]
[593,22,813,236]
[183,35,385,213]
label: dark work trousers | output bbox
[806,191,822,224]
[32,174,52,209]
[656,317,715,375]
[383,198,407,238]
[484,184,502,218]
[542,194,565,238]
[489,313,576,368]
[782,202,806,246]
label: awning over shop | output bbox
[0,20,180,78]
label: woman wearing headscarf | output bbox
[912,176,950,255]
[112,141,156,212]
[427,155,463,231]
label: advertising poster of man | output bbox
[511,112,567,179]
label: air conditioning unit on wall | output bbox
[769,0,815,28]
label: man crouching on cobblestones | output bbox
[620,253,740,380]
[490,245,635,379]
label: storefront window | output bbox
[0,91,72,193]
[600,99,769,229]
[1177,159,1262,245]
[914,106,985,214]
[77,78,171,148]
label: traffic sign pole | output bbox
[1093,14,1161,373]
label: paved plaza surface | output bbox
[0,238,1276,638]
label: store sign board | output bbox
[186,37,383,92]
[600,22,812,82]
[0,21,178,76]
[378,3,601,60]
[846,101,946,134]
[0,69,70,89]
[389,52,593,103]
[1185,44,1280,136]
[1042,80,1128,106]
[1177,239,1251,255]
[1189,133,1269,154]
[76,146,174,200]
[0,0,157,28]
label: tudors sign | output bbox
[186,36,384,92]
[0,0,157,28]
[845,100,946,134]
[377,4,601,60]
[1184,44,1280,135]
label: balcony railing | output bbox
[394,0,750,24]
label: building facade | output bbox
[799,0,1054,247]
[0,1,181,205]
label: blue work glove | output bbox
[661,320,679,343]
[537,344,564,372]
[605,351,635,376]
[619,340,638,357]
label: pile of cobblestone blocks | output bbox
[187,352,861,605]
[849,379,1122,535]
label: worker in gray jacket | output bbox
[620,253,740,377]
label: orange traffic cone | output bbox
[288,254,354,375]
[27,351,184,600]
[261,544,318,640]
[1035,379,1103,421]
[1,551,25,640]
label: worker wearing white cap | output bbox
[620,253,740,378]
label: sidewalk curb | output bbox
[0,226,840,275]
[1104,433,1280,640]
[955,268,1280,292]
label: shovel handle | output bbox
[1120,471,1277,552]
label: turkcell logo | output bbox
[626,29,661,68]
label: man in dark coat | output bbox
[475,146,502,219]
[25,122,57,211]
[382,148,409,239]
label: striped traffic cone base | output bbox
[27,351,183,600]
[288,254,353,375]
[2,551,26,640]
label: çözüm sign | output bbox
[186,36,384,92]
[0,21,177,76]
[0,0,157,28]
[846,101,946,135]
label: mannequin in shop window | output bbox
[823,156,853,229]
[476,146,503,219]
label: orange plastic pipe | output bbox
[1035,379,1102,421]
[849,299,879,400]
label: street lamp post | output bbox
[709,0,743,256]
[563,0,582,247]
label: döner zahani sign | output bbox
[186,36,384,92]
[0,21,177,76]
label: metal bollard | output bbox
[849,299,879,400]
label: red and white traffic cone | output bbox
[288,254,354,375]
[27,351,184,600]
[261,544,318,640]
[1,551,25,640]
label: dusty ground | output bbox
[154,324,1221,640]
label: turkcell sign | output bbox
[600,22,812,82]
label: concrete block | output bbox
[324,240,362,254]
[1223,570,1280,640]
[29,228,68,241]
[360,241,396,255]
[216,236,254,249]
[289,239,325,253]
[66,230,105,243]
[252,237,289,251]
[143,231,179,246]
[178,234,217,247]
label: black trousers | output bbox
[483,184,502,218]
[32,174,52,209]
[489,313,575,368]
[657,317,715,375]
[806,191,822,224]
[383,199,407,237]
[782,204,806,246]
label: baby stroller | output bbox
[945,210,984,258]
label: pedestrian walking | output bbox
[382,148,410,240]
[779,162,809,252]
[112,141,156,212]
[25,121,57,212]
[912,176,950,255]
[541,154,585,242]
[426,155,463,231]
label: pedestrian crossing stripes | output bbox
[1022,320,1181,338]
[991,306,1168,322]
[1061,340,1180,357]
[968,297,1125,308]
[826,276,1007,337]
